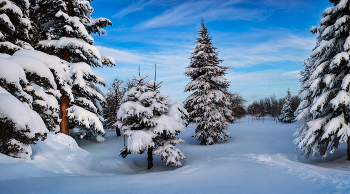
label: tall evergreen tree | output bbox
[117,74,187,169]
[294,0,350,160]
[32,0,115,136]
[184,19,233,145]
[0,0,36,54]
[279,88,294,123]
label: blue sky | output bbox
[91,0,331,104]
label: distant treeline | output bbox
[247,93,300,122]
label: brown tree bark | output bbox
[59,89,69,135]
[147,147,153,169]
[59,39,71,134]
[59,1,72,135]
[116,126,121,137]
[52,68,69,135]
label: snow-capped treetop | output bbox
[122,76,148,102]
[34,0,115,67]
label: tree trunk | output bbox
[52,68,69,135]
[59,48,70,135]
[58,2,72,135]
[116,126,121,136]
[147,147,153,169]
[60,89,69,135]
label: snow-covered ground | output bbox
[1,116,350,193]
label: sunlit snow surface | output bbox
[1,116,350,193]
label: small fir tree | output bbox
[117,73,187,169]
[184,19,233,145]
[294,0,350,160]
[279,88,294,123]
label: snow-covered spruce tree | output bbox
[33,0,115,136]
[0,0,36,54]
[0,55,48,160]
[294,0,350,160]
[279,88,294,124]
[184,19,233,145]
[117,75,187,169]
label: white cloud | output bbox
[221,35,315,68]
[94,46,191,99]
[113,0,153,19]
[137,1,262,29]
[95,33,309,103]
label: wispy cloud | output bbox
[95,45,190,82]
[113,0,152,19]
[137,1,262,29]
[221,35,315,68]
[95,33,310,102]
[95,45,191,102]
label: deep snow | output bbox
[1,116,350,193]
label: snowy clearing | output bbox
[1,116,350,194]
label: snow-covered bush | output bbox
[184,19,233,145]
[117,76,187,168]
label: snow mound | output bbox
[31,133,95,175]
